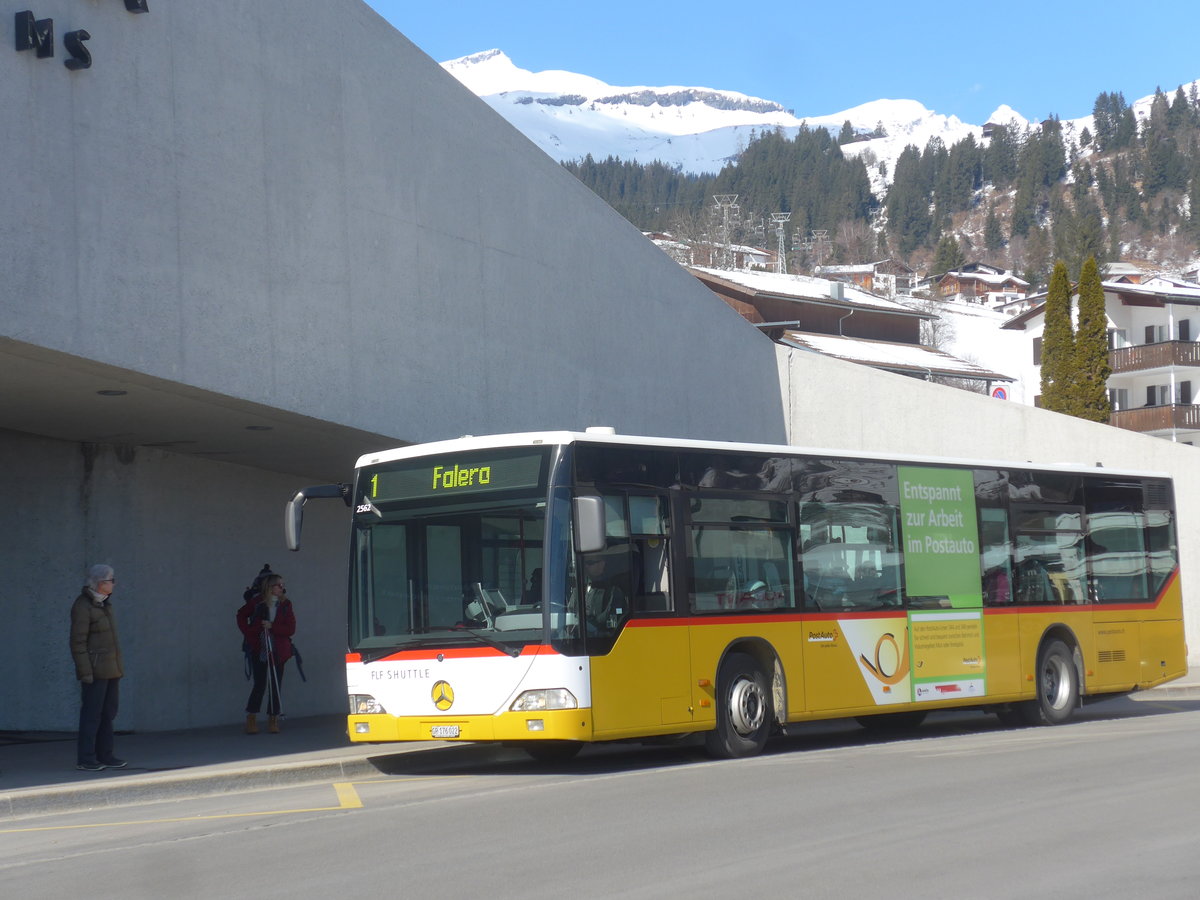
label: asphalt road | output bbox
[4,695,1199,899]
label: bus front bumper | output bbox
[347,708,594,743]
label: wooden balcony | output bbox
[1110,404,1200,433]
[1110,341,1200,373]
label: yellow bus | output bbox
[286,429,1187,760]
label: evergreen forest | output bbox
[563,85,1200,287]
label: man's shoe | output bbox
[99,757,127,769]
[76,761,105,771]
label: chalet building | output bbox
[815,259,917,299]
[1105,262,1149,284]
[647,233,774,271]
[1002,275,1200,444]
[690,267,1013,390]
[995,291,1045,317]
[927,262,1029,307]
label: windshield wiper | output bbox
[357,631,520,661]
[460,628,522,658]
[356,636,453,664]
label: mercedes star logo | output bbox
[431,680,454,711]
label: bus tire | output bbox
[521,740,583,763]
[704,653,771,759]
[1020,639,1079,726]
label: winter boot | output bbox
[245,714,258,735]
[268,715,281,734]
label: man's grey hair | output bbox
[87,564,114,590]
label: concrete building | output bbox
[3,1,1198,735]
[1,1,784,733]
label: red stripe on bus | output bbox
[345,644,557,664]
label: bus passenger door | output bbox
[588,493,694,738]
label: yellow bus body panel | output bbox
[352,571,1185,746]
[347,708,593,743]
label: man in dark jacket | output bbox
[70,564,126,771]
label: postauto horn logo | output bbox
[431,680,455,711]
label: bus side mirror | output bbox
[574,495,606,554]
[285,483,351,551]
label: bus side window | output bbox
[1012,507,1085,605]
[629,494,672,614]
[684,496,795,613]
[800,502,901,611]
[979,507,1013,606]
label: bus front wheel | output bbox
[704,653,771,759]
[1021,639,1079,726]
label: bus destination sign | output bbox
[366,449,546,504]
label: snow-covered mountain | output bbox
[442,50,1025,183]
[443,50,1199,194]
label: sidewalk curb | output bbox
[0,755,386,822]
[1134,684,1200,701]
[4,682,1196,822]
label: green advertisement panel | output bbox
[898,466,982,608]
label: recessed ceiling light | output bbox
[245,425,274,431]
[96,389,127,396]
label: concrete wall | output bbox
[777,346,1200,666]
[1,0,785,446]
[0,428,351,732]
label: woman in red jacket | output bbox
[236,573,296,734]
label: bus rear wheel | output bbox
[705,653,771,759]
[1020,639,1079,726]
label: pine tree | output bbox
[1188,171,1200,242]
[1057,196,1107,280]
[1040,261,1075,413]
[1091,93,1114,151]
[1010,177,1036,239]
[984,204,1005,252]
[1072,256,1112,422]
[983,124,1019,187]
[1169,86,1192,131]
[931,235,965,275]
[886,145,933,254]
[1023,226,1051,290]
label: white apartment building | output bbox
[1003,275,1200,444]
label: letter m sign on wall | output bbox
[15,11,54,58]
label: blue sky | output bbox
[363,0,1198,125]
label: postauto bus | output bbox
[285,429,1186,760]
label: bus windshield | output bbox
[349,447,571,656]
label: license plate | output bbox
[431,725,460,738]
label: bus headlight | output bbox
[350,694,387,715]
[510,688,578,711]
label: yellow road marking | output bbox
[0,780,374,834]
[334,781,363,808]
